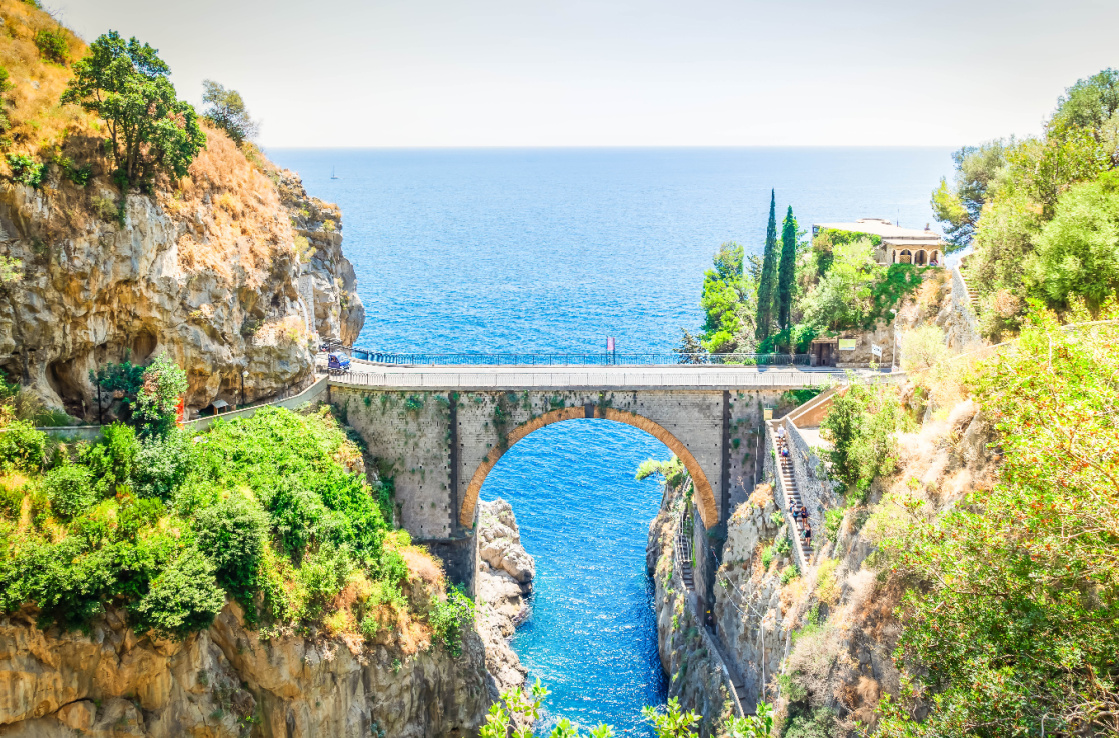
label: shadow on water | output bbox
[480,419,670,736]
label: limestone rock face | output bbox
[0,137,364,420]
[0,601,489,738]
[276,169,365,348]
[474,498,535,700]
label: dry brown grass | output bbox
[747,482,773,509]
[0,0,90,155]
[168,123,297,287]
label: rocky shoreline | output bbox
[474,498,536,700]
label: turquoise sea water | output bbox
[268,147,952,733]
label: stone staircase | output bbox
[675,507,751,709]
[776,434,812,562]
[675,507,695,592]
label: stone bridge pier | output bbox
[329,379,800,590]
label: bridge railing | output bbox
[335,349,812,367]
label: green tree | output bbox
[776,205,799,334]
[800,238,882,331]
[930,140,1010,251]
[61,31,205,186]
[194,493,268,602]
[1026,170,1119,310]
[819,382,908,501]
[755,190,779,341]
[697,241,754,354]
[134,353,188,438]
[201,79,259,145]
[877,316,1119,736]
[130,545,225,640]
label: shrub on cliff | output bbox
[193,492,268,603]
[130,545,225,639]
[877,314,1119,735]
[61,31,205,187]
[0,419,45,472]
[42,464,94,519]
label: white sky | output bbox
[57,0,1119,148]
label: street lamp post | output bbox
[241,370,248,407]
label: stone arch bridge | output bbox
[329,364,838,588]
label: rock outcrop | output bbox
[0,129,364,420]
[0,600,488,738]
[646,483,736,738]
[474,498,535,700]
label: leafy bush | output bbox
[782,706,836,738]
[823,508,844,543]
[430,584,474,657]
[820,382,911,501]
[134,354,188,438]
[132,429,190,499]
[194,493,268,602]
[130,546,225,639]
[293,543,352,620]
[0,534,118,627]
[878,315,1119,736]
[34,28,68,64]
[760,545,775,568]
[775,534,791,557]
[42,464,94,520]
[80,422,138,493]
[0,419,46,472]
[7,154,43,187]
[780,564,799,585]
[900,324,950,371]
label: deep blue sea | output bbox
[268,147,952,734]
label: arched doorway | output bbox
[459,406,719,528]
[899,249,912,264]
[915,250,927,266]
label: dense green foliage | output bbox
[0,401,459,650]
[7,153,43,187]
[133,354,187,438]
[935,68,1119,332]
[877,316,1119,735]
[201,79,259,145]
[755,191,779,342]
[430,584,474,657]
[697,241,753,354]
[819,382,910,501]
[61,31,205,186]
[635,456,687,488]
[33,28,68,65]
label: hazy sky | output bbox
[59,0,1118,148]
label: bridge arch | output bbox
[458,405,719,529]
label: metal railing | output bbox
[334,349,812,367]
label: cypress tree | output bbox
[755,190,779,342]
[777,205,798,333]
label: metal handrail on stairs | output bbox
[670,502,748,718]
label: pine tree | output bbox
[776,205,798,333]
[755,190,779,342]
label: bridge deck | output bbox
[331,361,846,390]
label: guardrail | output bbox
[332,349,812,367]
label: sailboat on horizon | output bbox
[330,167,339,180]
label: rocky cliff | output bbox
[0,599,488,738]
[474,499,535,700]
[646,483,736,738]
[0,128,364,420]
